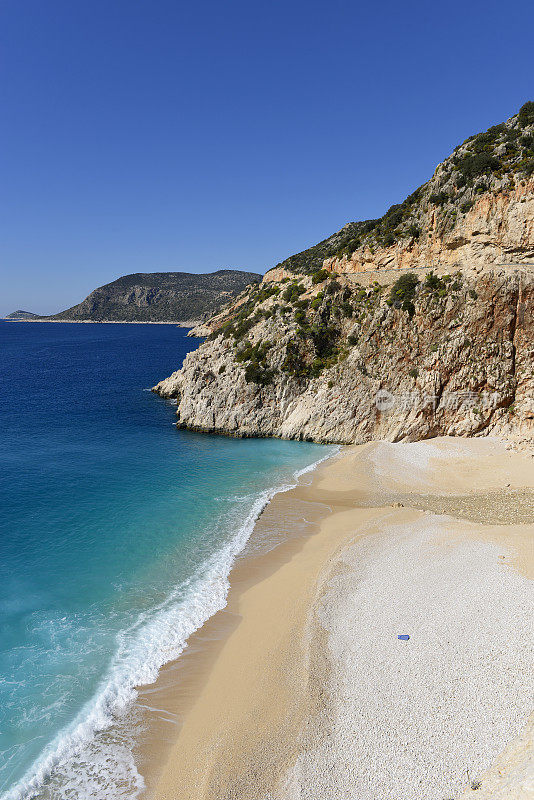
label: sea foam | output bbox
[3,449,335,800]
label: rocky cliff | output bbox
[153,266,532,444]
[44,270,261,323]
[268,102,534,281]
[153,105,534,446]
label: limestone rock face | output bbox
[323,178,534,277]
[153,267,533,446]
[262,105,534,284]
[154,106,534,446]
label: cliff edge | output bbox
[153,105,534,446]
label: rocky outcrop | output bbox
[153,266,533,445]
[265,103,534,282]
[153,105,534,447]
[322,178,534,277]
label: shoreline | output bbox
[1,319,199,326]
[132,449,341,795]
[140,436,534,800]
[0,423,332,797]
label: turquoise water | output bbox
[0,322,330,799]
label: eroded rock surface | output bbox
[153,267,533,445]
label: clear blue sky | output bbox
[1,0,533,315]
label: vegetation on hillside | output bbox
[213,276,380,383]
[209,262,473,386]
[48,270,262,322]
[272,102,534,274]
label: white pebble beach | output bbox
[145,437,534,800]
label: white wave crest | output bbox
[3,448,336,800]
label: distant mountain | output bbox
[40,270,262,323]
[5,310,40,319]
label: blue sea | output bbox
[0,322,331,799]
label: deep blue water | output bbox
[0,322,329,799]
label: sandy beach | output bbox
[142,437,534,800]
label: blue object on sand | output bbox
[398,634,410,640]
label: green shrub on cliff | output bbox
[282,283,305,303]
[244,362,273,385]
[429,191,449,206]
[389,272,419,307]
[311,293,324,310]
[312,269,330,284]
[518,101,534,127]
[309,358,327,378]
[281,341,308,377]
[456,152,501,179]
[310,323,340,359]
[424,271,452,297]
[295,298,309,309]
[325,280,342,295]
[236,340,274,385]
[255,284,280,303]
[424,272,441,291]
